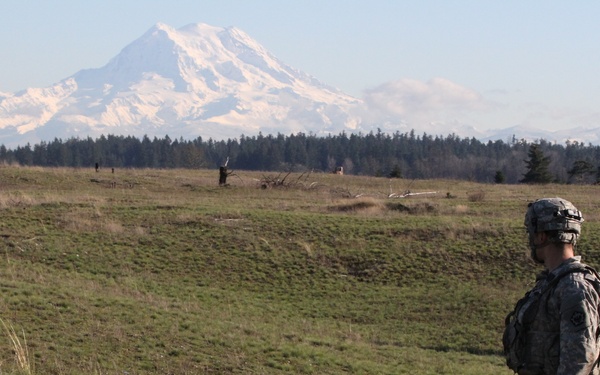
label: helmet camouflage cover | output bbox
[524,197,583,245]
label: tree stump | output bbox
[219,166,229,186]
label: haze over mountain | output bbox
[0,22,598,148]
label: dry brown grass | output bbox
[328,197,383,213]
[103,221,124,234]
[467,190,486,202]
[0,192,35,209]
[0,318,32,375]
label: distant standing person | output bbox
[503,197,600,374]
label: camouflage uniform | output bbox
[505,257,600,374]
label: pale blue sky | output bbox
[2,0,599,132]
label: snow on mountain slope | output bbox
[479,125,600,145]
[0,80,77,133]
[0,22,362,147]
[2,22,595,149]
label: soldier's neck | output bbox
[543,244,575,272]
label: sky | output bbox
[1,0,599,133]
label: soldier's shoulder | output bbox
[554,267,599,296]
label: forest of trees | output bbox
[1,130,600,184]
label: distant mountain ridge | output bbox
[0,22,598,148]
[479,125,600,146]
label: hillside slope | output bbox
[1,167,599,373]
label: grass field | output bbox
[1,166,599,374]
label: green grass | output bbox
[0,166,599,374]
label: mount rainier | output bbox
[1,22,598,148]
[0,23,365,148]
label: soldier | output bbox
[504,197,600,374]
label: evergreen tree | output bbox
[520,144,553,184]
[14,144,34,166]
[4,131,600,184]
[388,164,402,178]
[567,159,596,184]
[494,170,506,184]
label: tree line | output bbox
[1,131,599,184]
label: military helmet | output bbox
[524,197,583,243]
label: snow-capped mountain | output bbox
[1,22,598,149]
[0,23,362,148]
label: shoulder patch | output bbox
[570,311,585,326]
